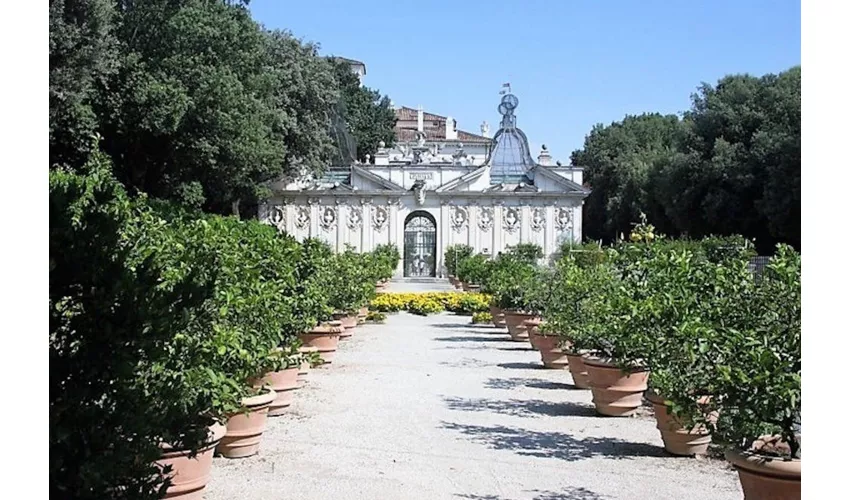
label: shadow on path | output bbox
[455,487,609,500]
[496,346,536,352]
[497,362,542,370]
[443,396,598,418]
[435,335,509,343]
[484,377,582,391]
[441,421,666,462]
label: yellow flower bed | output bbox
[369,292,491,316]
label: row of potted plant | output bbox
[452,224,801,499]
[50,152,399,500]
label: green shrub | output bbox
[505,243,543,263]
[366,311,387,323]
[445,244,474,276]
[699,245,801,457]
[456,253,489,285]
[471,311,492,324]
[50,153,217,499]
[372,243,400,281]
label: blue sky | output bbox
[249,0,800,163]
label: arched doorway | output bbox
[403,211,437,277]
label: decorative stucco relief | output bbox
[347,206,363,230]
[451,206,469,232]
[320,206,337,231]
[270,205,286,231]
[372,206,389,232]
[503,206,520,234]
[555,207,573,231]
[530,207,545,232]
[295,206,311,229]
[478,207,494,231]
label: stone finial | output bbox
[480,121,490,138]
[537,144,553,166]
[378,140,386,148]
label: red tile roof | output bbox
[394,106,446,122]
[395,127,491,143]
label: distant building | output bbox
[329,56,366,83]
[261,74,589,278]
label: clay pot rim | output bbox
[563,348,593,356]
[724,449,801,478]
[243,387,276,408]
[645,389,713,406]
[299,346,319,353]
[303,326,343,335]
[503,310,536,317]
[159,422,227,453]
[582,355,649,371]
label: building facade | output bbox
[260,92,590,278]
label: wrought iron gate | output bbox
[403,213,437,277]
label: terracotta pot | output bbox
[298,346,318,385]
[645,391,713,456]
[583,356,649,416]
[298,323,342,364]
[503,311,536,342]
[489,304,507,328]
[217,389,276,458]
[725,449,800,500]
[525,318,543,350]
[564,351,591,389]
[332,314,357,338]
[260,367,300,416]
[534,335,570,370]
[156,423,226,500]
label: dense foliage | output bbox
[455,222,800,459]
[329,58,397,162]
[444,244,474,277]
[573,67,800,253]
[49,0,396,215]
[50,151,392,498]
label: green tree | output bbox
[571,113,682,241]
[573,67,800,253]
[49,0,118,168]
[329,58,397,162]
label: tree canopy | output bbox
[49,0,396,216]
[572,66,800,253]
[328,58,397,163]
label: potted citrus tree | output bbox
[703,245,801,499]
[445,244,473,287]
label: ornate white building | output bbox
[261,92,589,278]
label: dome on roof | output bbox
[485,93,537,184]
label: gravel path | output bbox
[207,312,743,500]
